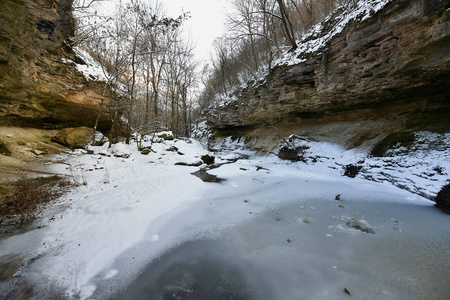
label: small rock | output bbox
[344,165,361,178]
[175,161,203,167]
[30,149,46,156]
[141,148,152,155]
[338,204,345,208]
[287,239,292,243]
[335,194,341,200]
[6,134,13,138]
[344,288,351,295]
[302,216,310,223]
[166,146,178,152]
[346,218,375,234]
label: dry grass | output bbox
[0,176,72,227]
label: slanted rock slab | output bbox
[435,184,450,214]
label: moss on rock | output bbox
[371,132,415,157]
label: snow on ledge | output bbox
[62,47,108,82]
[275,0,392,67]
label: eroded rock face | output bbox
[0,0,110,130]
[207,0,450,132]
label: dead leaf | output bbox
[339,204,345,208]
[287,239,291,243]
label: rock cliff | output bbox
[0,0,110,131]
[207,0,450,150]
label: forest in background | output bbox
[71,0,364,145]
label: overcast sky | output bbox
[162,0,230,63]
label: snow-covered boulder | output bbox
[157,131,174,141]
[110,143,131,158]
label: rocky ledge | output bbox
[207,0,450,140]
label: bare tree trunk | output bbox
[276,0,297,49]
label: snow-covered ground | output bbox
[0,135,449,299]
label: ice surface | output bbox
[0,133,449,299]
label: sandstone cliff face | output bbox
[0,0,109,131]
[207,0,450,144]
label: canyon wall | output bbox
[0,0,109,131]
[207,0,450,151]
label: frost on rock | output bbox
[274,0,392,67]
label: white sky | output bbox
[92,0,230,64]
[162,0,230,63]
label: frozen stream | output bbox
[0,138,449,299]
[109,173,450,300]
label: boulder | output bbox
[344,165,362,178]
[201,154,215,165]
[52,127,104,148]
[435,184,450,213]
[157,132,174,140]
[277,146,306,162]
[110,143,131,158]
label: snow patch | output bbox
[62,47,108,82]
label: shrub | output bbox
[0,176,72,226]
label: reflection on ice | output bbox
[112,199,450,300]
[117,240,254,300]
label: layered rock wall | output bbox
[0,0,109,131]
[208,0,450,144]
